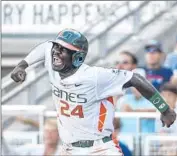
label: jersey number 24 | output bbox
[60,100,84,118]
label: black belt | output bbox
[71,135,112,148]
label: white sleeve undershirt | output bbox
[24,41,51,66]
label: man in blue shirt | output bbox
[143,40,173,91]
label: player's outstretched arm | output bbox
[123,73,176,128]
[11,42,47,83]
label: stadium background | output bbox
[2,1,177,155]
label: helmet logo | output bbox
[63,32,72,40]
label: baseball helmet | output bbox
[49,28,88,67]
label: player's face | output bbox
[116,54,136,71]
[51,43,74,72]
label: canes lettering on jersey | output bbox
[51,83,87,104]
[51,83,87,118]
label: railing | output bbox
[84,1,150,62]
[1,61,50,105]
[2,105,161,134]
[2,105,46,143]
[42,111,162,155]
[144,135,177,156]
[3,131,39,147]
[2,61,44,90]
[3,105,177,155]
[2,69,49,105]
[3,132,177,156]
[99,1,177,59]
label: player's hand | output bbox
[11,60,28,83]
[160,107,176,128]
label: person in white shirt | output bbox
[10,28,176,155]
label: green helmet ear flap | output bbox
[72,52,86,67]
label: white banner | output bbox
[2,1,125,33]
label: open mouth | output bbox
[53,55,63,66]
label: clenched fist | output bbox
[160,107,176,128]
[11,60,28,83]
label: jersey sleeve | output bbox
[24,42,49,66]
[95,67,133,100]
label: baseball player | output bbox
[11,29,176,155]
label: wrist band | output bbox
[149,92,169,113]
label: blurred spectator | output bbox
[112,117,132,156]
[43,119,60,155]
[2,119,60,156]
[164,41,177,86]
[164,53,177,71]
[115,69,156,133]
[114,51,139,102]
[116,50,138,71]
[143,40,173,91]
[170,69,177,86]
[156,83,177,134]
